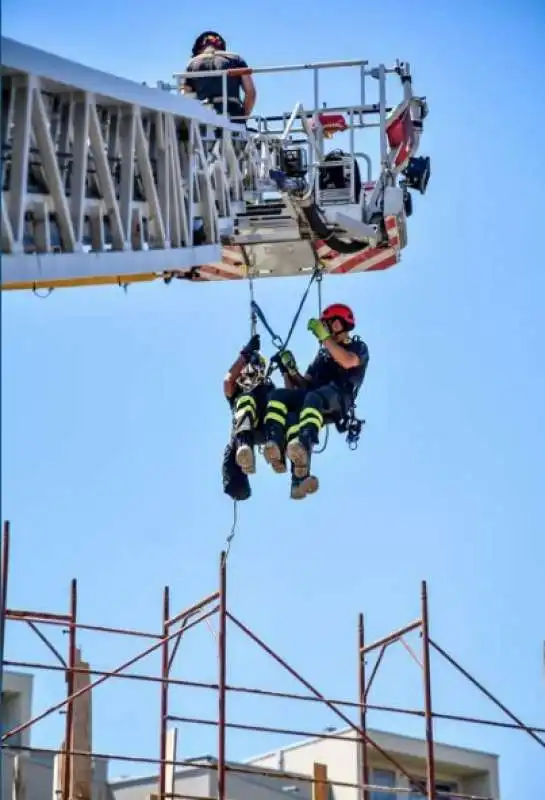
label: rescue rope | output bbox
[223,499,238,563]
[241,245,258,338]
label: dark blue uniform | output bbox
[264,337,370,453]
[305,337,369,409]
[184,49,248,120]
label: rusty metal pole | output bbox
[217,553,228,800]
[63,579,78,800]
[421,581,436,800]
[0,521,11,796]
[159,587,170,800]
[358,614,370,800]
[429,637,545,748]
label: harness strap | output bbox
[211,96,243,104]
[251,301,283,348]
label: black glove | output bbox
[240,333,261,361]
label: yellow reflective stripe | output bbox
[286,424,300,440]
[300,407,323,426]
[235,407,256,423]
[267,400,288,414]
[264,412,286,427]
[236,395,257,410]
[301,417,321,431]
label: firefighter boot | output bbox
[287,407,322,479]
[290,473,320,500]
[235,429,256,475]
[262,423,287,474]
[286,435,312,479]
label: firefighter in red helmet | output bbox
[262,303,369,498]
[181,31,257,121]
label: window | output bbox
[370,768,396,800]
[410,781,456,800]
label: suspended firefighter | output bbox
[262,303,369,497]
[222,334,318,501]
[181,31,257,121]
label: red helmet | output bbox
[321,303,355,331]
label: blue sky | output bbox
[1,0,545,796]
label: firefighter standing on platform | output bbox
[181,31,257,121]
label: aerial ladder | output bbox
[1,37,431,292]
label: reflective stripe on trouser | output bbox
[286,423,300,443]
[298,407,323,442]
[264,399,288,429]
[234,394,257,430]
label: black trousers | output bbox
[264,383,345,447]
[222,440,251,502]
[211,99,247,126]
[232,385,271,446]
[222,384,270,502]
[222,397,305,502]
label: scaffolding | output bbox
[1,519,543,800]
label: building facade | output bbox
[109,728,500,800]
[247,727,499,799]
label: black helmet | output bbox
[191,31,227,57]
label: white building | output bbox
[110,728,500,800]
[247,728,499,798]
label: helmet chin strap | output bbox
[323,319,350,342]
